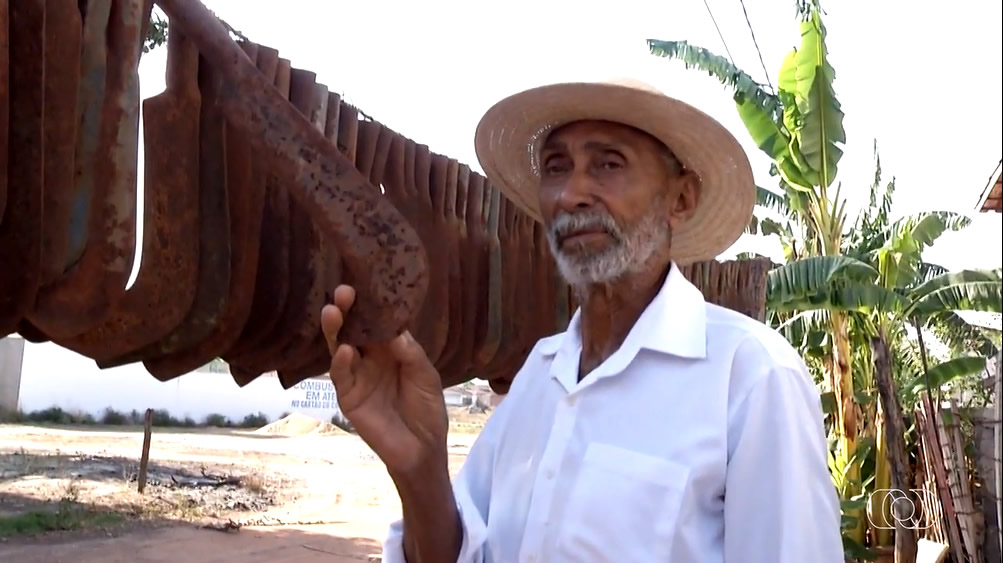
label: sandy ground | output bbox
[0,411,485,562]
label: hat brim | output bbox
[473,81,755,265]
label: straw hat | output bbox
[473,78,755,265]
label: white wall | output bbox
[0,337,25,411]
[17,340,343,423]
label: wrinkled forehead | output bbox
[539,119,682,169]
[541,119,656,150]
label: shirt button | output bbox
[567,396,577,406]
[546,469,555,479]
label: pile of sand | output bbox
[253,412,344,437]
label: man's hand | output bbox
[321,284,449,478]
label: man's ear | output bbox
[666,171,701,229]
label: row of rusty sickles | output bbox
[0,1,576,394]
[0,1,771,395]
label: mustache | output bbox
[548,209,622,242]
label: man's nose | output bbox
[555,167,597,212]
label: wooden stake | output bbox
[138,408,154,493]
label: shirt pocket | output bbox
[554,442,690,562]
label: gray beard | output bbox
[546,198,672,294]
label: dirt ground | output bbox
[0,409,487,562]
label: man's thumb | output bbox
[389,331,430,369]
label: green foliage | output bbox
[0,505,124,538]
[203,413,232,427]
[143,12,168,54]
[239,412,270,428]
[900,356,989,405]
[18,406,96,425]
[651,1,1000,557]
[4,406,264,430]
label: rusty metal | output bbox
[465,174,488,370]
[0,0,8,221]
[481,197,518,383]
[266,96,358,389]
[274,92,351,387]
[223,53,290,383]
[274,92,352,388]
[100,50,232,371]
[274,97,383,386]
[57,20,201,363]
[16,319,49,342]
[28,0,141,339]
[142,40,266,381]
[0,0,44,336]
[226,67,327,377]
[485,211,538,393]
[62,0,111,271]
[426,154,462,370]
[531,220,557,344]
[439,163,480,387]
[511,213,538,364]
[474,184,503,367]
[379,133,448,364]
[0,2,775,394]
[38,0,82,286]
[154,0,428,347]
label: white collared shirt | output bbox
[382,264,844,562]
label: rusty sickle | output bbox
[154,0,428,346]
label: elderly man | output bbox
[321,79,843,562]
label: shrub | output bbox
[100,408,129,425]
[238,412,269,428]
[203,413,230,427]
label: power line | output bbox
[737,0,775,94]
[700,0,736,64]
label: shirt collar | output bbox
[537,262,708,387]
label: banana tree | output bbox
[769,250,1001,554]
[757,141,999,558]
[648,0,867,542]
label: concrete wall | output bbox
[0,337,26,412]
[5,338,498,425]
[13,340,344,423]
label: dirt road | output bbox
[0,419,481,562]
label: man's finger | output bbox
[333,284,356,312]
[328,343,358,391]
[321,304,344,356]
[388,331,436,379]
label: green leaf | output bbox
[647,40,779,115]
[761,217,788,238]
[820,391,837,414]
[842,536,877,561]
[841,499,867,511]
[888,211,972,250]
[907,269,1002,317]
[772,281,906,315]
[791,9,845,188]
[767,255,878,306]
[854,389,876,406]
[903,356,987,399]
[777,49,798,94]
[927,310,999,358]
[647,38,814,191]
[756,185,791,216]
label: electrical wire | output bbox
[737,0,775,94]
[700,0,736,64]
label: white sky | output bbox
[132,0,1003,286]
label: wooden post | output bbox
[679,257,773,322]
[138,408,153,494]
[871,333,918,563]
